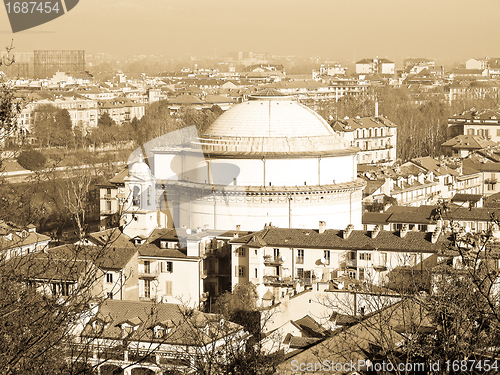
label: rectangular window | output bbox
[255,268,258,278]
[106,201,111,212]
[237,247,246,257]
[359,268,365,280]
[238,266,245,277]
[144,280,150,298]
[144,261,150,274]
[297,268,304,279]
[366,253,372,261]
[359,253,365,260]
[324,250,330,265]
[106,273,113,283]
[107,292,113,299]
[273,248,280,257]
[166,261,173,272]
[165,281,173,296]
[297,249,304,264]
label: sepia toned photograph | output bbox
[1,0,500,374]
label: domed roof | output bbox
[205,95,334,139]
[198,94,352,155]
[129,154,152,179]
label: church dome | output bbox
[129,154,152,179]
[199,92,352,155]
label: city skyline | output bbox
[1,0,500,65]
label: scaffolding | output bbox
[33,50,85,79]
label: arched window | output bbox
[369,129,373,137]
[374,128,378,137]
[132,186,140,206]
[147,186,152,206]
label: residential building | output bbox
[98,97,145,124]
[230,224,447,304]
[360,163,444,208]
[447,108,500,142]
[18,91,98,131]
[370,205,500,234]
[331,115,397,165]
[466,58,489,70]
[403,58,436,71]
[442,135,496,157]
[76,300,248,375]
[0,221,50,260]
[312,63,347,79]
[356,58,395,75]
[98,166,128,231]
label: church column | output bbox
[262,157,266,186]
[318,156,321,185]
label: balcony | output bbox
[339,252,357,269]
[372,252,388,271]
[263,275,293,285]
[263,255,285,265]
[138,268,158,279]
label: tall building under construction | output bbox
[33,50,85,79]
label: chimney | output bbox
[343,224,354,239]
[399,224,409,238]
[319,221,326,234]
[431,228,441,244]
[371,224,381,239]
[236,224,241,231]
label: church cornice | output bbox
[156,178,366,196]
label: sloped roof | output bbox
[138,244,189,259]
[292,315,328,338]
[82,300,244,345]
[86,228,132,248]
[385,204,500,223]
[451,193,482,203]
[232,227,450,253]
[288,336,322,349]
[362,212,392,225]
[167,95,204,104]
[278,299,433,371]
[0,229,50,250]
[411,156,459,176]
[442,135,496,150]
[335,116,397,130]
[108,166,129,185]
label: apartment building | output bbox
[0,221,50,260]
[230,224,447,304]
[18,91,98,131]
[356,58,395,75]
[447,108,500,141]
[98,97,145,124]
[331,115,397,165]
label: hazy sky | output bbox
[1,0,500,64]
